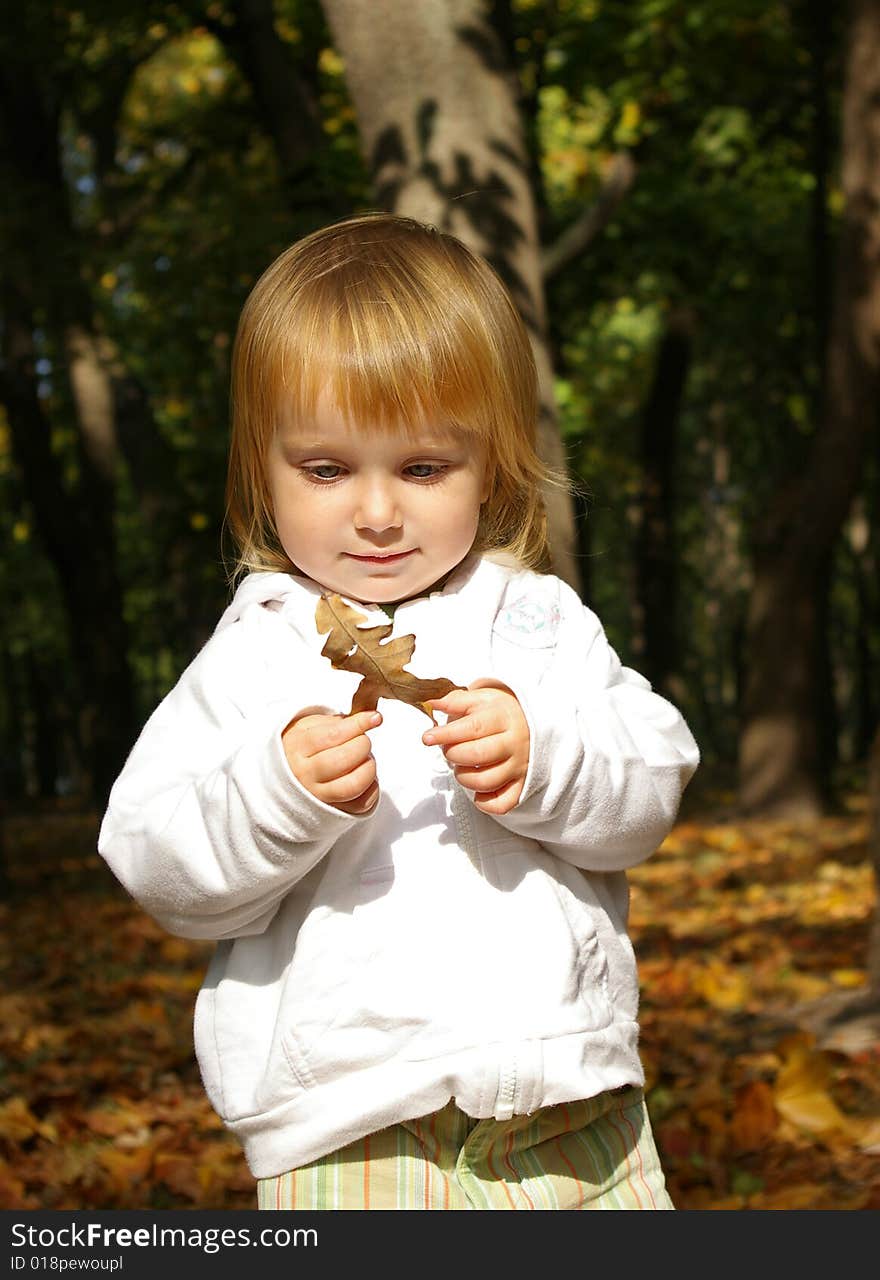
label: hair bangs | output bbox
[276,266,496,446]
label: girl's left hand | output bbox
[422,685,530,815]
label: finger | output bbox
[311,732,375,784]
[302,711,382,756]
[423,711,499,747]
[425,689,478,719]
[453,760,514,793]
[319,757,378,804]
[473,777,523,815]
[333,777,380,816]
[441,732,509,769]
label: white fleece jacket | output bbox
[98,554,699,1177]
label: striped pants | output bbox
[257,1086,673,1210]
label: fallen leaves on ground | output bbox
[0,799,878,1210]
[630,801,880,1209]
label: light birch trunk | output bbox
[320,0,580,591]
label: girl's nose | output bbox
[353,476,402,532]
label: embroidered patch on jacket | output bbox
[494,594,561,646]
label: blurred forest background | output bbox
[2,0,879,820]
[1,0,880,819]
[1,0,880,1211]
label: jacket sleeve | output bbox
[482,578,700,871]
[97,610,367,941]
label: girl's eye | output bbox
[405,463,446,480]
[303,464,344,482]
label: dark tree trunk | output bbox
[27,652,60,800]
[852,549,875,758]
[211,0,347,219]
[809,0,833,395]
[226,0,322,174]
[0,47,153,805]
[741,547,833,816]
[868,726,880,994]
[850,500,878,757]
[635,311,692,697]
[739,0,880,816]
[1,291,135,807]
[1,645,26,801]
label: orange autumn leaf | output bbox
[0,1164,33,1209]
[316,594,462,723]
[0,1095,42,1146]
[83,1100,150,1138]
[0,1098,39,1143]
[96,1145,153,1186]
[0,1097,55,1144]
[729,1081,778,1152]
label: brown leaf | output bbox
[729,1080,778,1152]
[0,1097,52,1143]
[154,1151,208,1201]
[82,1099,150,1138]
[0,1164,34,1209]
[316,594,462,723]
[97,1144,153,1188]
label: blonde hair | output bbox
[225,212,557,583]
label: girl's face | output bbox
[268,388,490,604]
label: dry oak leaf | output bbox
[772,1032,853,1140]
[316,594,462,723]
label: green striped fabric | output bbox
[257,1086,673,1210]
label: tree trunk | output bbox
[1,289,135,808]
[867,726,880,994]
[739,0,880,816]
[634,311,692,698]
[26,651,60,800]
[808,0,833,395]
[319,0,580,592]
[226,0,322,172]
[741,550,832,816]
[0,62,135,805]
[845,495,878,760]
[211,0,340,217]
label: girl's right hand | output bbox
[281,710,382,815]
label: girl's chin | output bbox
[294,552,468,604]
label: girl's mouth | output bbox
[345,550,415,565]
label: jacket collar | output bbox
[214,553,516,649]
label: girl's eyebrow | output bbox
[279,433,466,453]
[275,434,347,453]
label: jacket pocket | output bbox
[281,858,495,1085]
[197,907,368,1123]
[548,874,614,1027]
[279,866,399,1088]
[487,840,615,1036]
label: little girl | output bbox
[98,212,699,1211]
